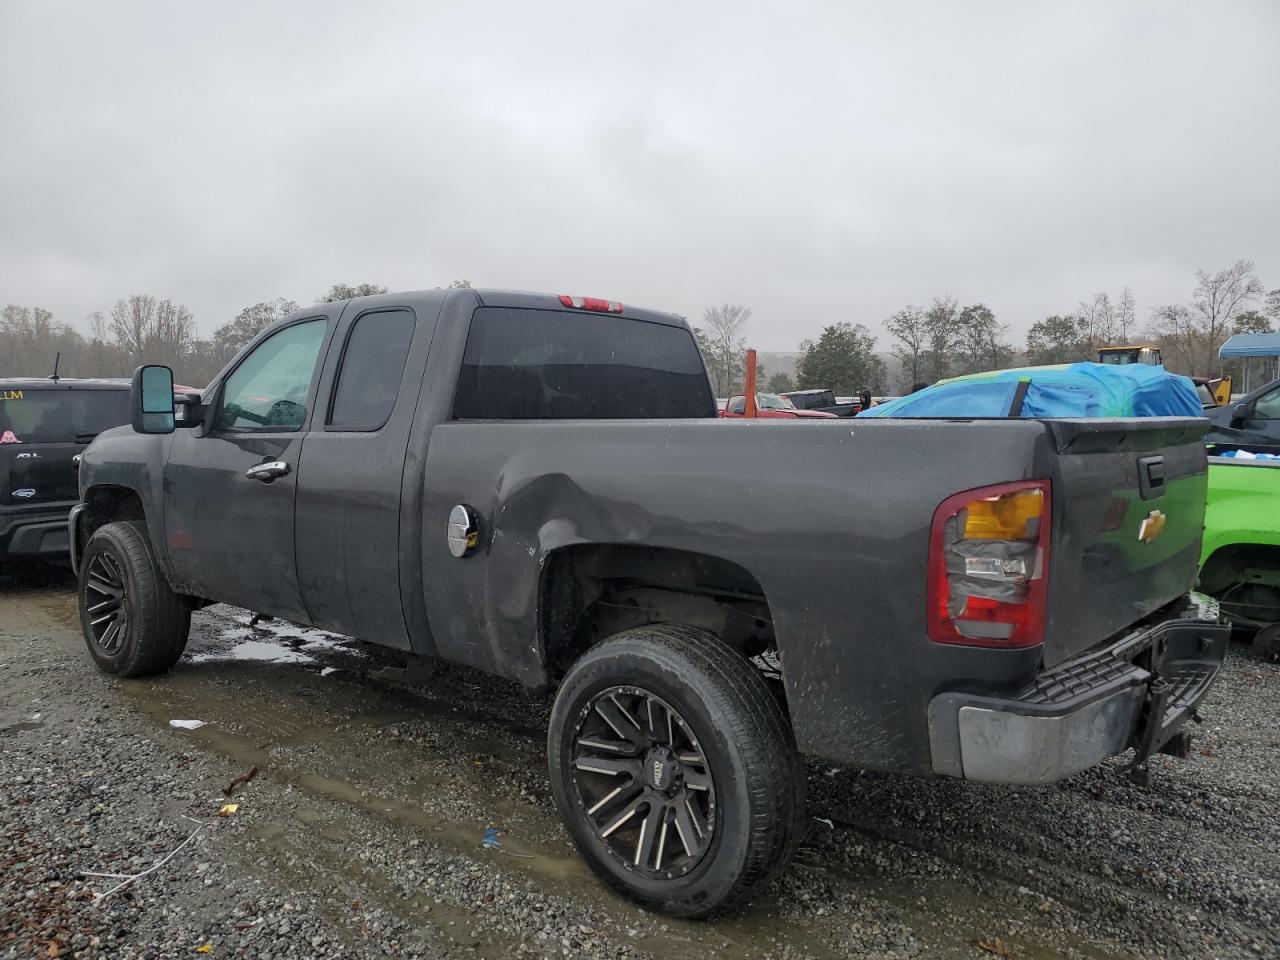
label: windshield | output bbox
[756,393,795,411]
[1098,351,1136,365]
[0,388,131,444]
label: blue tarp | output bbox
[1219,333,1280,359]
[859,362,1203,419]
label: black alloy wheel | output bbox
[78,521,190,677]
[83,549,129,655]
[548,624,805,917]
[570,686,715,878]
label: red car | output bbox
[719,393,839,419]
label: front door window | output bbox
[1254,387,1280,419]
[215,319,327,431]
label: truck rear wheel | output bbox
[78,521,190,677]
[547,624,804,918]
[1254,623,1280,662]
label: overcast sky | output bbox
[2,2,1278,351]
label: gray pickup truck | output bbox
[71,288,1229,916]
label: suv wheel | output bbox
[79,521,190,677]
[548,624,804,918]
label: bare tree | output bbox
[1116,287,1136,342]
[110,294,157,360]
[152,298,196,359]
[1145,303,1198,374]
[108,294,196,367]
[885,306,927,388]
[698,304,752,396]
[87,311,109,344]
[1187,260,1264,373]
[1075,292,1115,355]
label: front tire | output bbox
[547,624,804,918]
[78,521,190,677]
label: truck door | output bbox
[294,302,439,648]
[163,315,332,620]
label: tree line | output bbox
[695,304,885,397]
[691,259,1277,396]
[1023,261,1277,379]
[0,283,392,385]
[5,265,1276,396]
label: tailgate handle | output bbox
[1138,455,1165,500]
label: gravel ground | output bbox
[2,565,1277,959]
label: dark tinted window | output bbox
[328,309,416,430]
[453,308,715,420]
[0,388,131,443]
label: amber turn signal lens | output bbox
[961,488,1044,541]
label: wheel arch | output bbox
[537,542,778,683]
[77,484,174,588]
[1199,539,1280,595]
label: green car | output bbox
[1199,453,1280,659]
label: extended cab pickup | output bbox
[71,288,1228,917]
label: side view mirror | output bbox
[132,364,176,434]
[1231,401,1254,423]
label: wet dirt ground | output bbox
[2,565,1277,959]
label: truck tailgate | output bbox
[1040,418,1209,667]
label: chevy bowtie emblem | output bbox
[1138,509,1166,544]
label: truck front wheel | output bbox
[78,521,190,677]
[547,624,804,918]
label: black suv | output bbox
[1,378,132,562]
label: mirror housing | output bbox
[131,365,176,434]
[1230,400,1254,424]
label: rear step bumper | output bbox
[928,594,1229,785]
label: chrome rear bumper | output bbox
[928,596,1229,784]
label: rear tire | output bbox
[78,521,190,677]
[547,624,804,918]
[1253,623,1280,663]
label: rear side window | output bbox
[453,308,715,420]
[328,309,416,430]
[0,389,131,444]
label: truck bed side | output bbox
[418,417,1051,773]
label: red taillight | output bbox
[926,480,1051,649]
[558,295,623,313]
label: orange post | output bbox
[743,349,758,418]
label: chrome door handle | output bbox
[245,460,290,483]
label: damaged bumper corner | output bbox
[928,598,1230,785]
